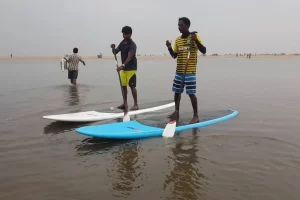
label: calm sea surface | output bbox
[1,57,300,200]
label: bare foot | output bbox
[130,105,139,111]
[117,104,125,110]
[167,112,179,120]
[167,112,175,118]
[189,116,200,124]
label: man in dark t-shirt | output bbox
[110,26,139,111]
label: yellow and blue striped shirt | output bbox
[173,34,204,74]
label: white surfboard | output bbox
[43,102,175,122]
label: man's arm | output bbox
[111,43,121,55]
[122,43,136,67]
[79,56,85,65]
[195,36,206,54]
[112,47,120,55]
[166,40,178,59]
[168,47,178,59]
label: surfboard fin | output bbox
[162,120,176,138]
[123,112,130,122]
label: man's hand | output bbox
[80,60,85,66]
[110,44,115,49]
[116,66,124,71]
[166,40,172,48]
[191,32,197,41]
[190,31,206,54]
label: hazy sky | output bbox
[1,0,299,56]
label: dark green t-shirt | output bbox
[117,39,137,71]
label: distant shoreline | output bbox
[1,54,300,60]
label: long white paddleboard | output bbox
[43,102,175,122]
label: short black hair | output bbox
[122,26,132,34]
[73,48,78,53]
[179,17,190,27]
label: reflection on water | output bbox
[108,141,145,198]
[42,85,88,135]
[164,129,208,200]
[67,85,80,106]
[75,138,129,156]
[43,121,89,135]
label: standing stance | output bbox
[166,17,206,124]
[65,47,85,86]
[110,26,139,111]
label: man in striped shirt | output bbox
[166,17,206,124]
[65,47,85,86]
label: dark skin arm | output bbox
[80,60,85,66]
[124,51,134,66]
[166,40,178,58]
[110,44,120,55]
[191,33,206,54]
[117,51,134,71]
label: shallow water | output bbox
[1,57,300,199]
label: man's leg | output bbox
[128,71,138,110]
[168,73,184,119]
[73,70,78,86]
[69,71,78,86]
[68,70,72,84]
[188,94,199,123]
[167,93,181,120]
[130,86,138,110]
[186,74,199,123]
[117,70,128,110]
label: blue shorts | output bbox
[172,73,196,94]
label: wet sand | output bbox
[1,57,300,199]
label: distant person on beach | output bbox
[165,17,206,124]
[110,26,139,111]
[64,47,85,86]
